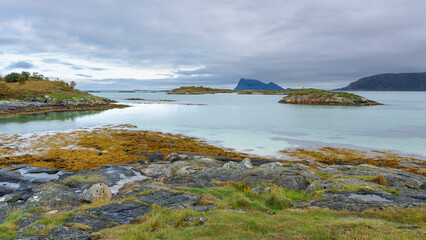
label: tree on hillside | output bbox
[21,71,30,80]
[17,75,27,84]
[4,72,20,83]
[70,81,76,89]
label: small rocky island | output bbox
[278,89,383,106]
[0,72,128,116]
[168,86,286,95]
[167,86,233,94]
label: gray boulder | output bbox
[222,158,253,169]
[86,201,152,224]
[46,226,90,240]
[24,183,79,208]
[311,191,424,212]
[66,214,116,232]
[137,190,201,209]
[81,183,112,203]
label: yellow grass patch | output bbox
[0,125,255,171]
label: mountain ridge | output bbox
[337,72,426,91]
[234,78,284,91]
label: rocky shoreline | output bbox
[0,152,424,239]
[0,99,129,116]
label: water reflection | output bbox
[0,110,103,124]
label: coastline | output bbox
[0,100,130,117]
[0,125,424,239]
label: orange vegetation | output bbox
[0,125,252,171]
[280,147,425,176]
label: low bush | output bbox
[0,82,11,97]
[4,72,20,83]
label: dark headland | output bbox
[337,72,426,91]
[234,78,284,91]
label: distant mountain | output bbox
[337,72,426,91]
[234,78,284,91]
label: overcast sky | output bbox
[1,0,426,90]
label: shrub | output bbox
[21,71,30,80]
[70,81,76,89]
[17,75,27,84]
[4,72,20,83]
[0,82,11,96]
[55,81,73,91]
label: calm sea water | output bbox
[1,91,425,158]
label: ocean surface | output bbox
[1,91,425,158]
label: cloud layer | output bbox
[1,0,426,89]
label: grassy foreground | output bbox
[1,182,424,239]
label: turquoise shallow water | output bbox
[1,91,425,158]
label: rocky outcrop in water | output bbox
[278,89,382,106]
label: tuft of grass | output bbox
[377,174,388,186]
[21,211,76,237]
[189,182,308,212]
[63,173,110,187]
[0,211,34,239]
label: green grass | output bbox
[0,211,34,239]
[63,173,111,187]
[284,89,363,100]
[93,205,426,240]
[188,182,308,212]
[1,184,424,240]
[20,211,76,237]
[0,78,105,103]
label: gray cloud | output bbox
[1,0,426,89]
[42,58,82,70]
[88,67,105,71]
[75,73,92,78]
[6,61,34,69]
